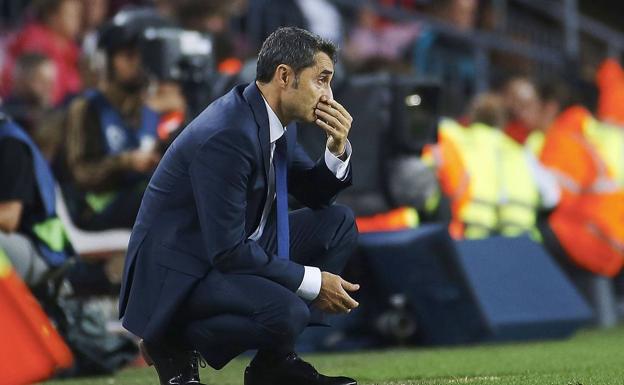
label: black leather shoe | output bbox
[183,350,208,385]
[140,340,208,385]
[244,352,357,385]
[140,340,184,385]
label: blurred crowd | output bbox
[0,0,623,375]
[0,0,495,285]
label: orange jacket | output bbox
[355,207,419,233]
[540,106,602,200]
[540,106,624,276]
[422,128,470,238]
[548,192,624,276]
[596,58,624,125]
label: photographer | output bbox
[60,16,186,231]
[0,113,69,287]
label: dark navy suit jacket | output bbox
[119,82,352,342]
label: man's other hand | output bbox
[313,271,360,314]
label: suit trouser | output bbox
[178,204,358,369]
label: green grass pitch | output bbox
[44,325,624,385]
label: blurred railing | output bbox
[335,0,624,95]
[511,0,624,57]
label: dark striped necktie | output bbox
[274,134,289,259]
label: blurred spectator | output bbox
[80,0,110,88]
[537,95,624,276]
[152,0,175,18]
[0,113,72,286]
[1,0,83,105]
[502,76,541,144]
[171,0,245,71]
[503,77,567,147]
[421,92,558,239]
[412,0,479,116]
[432,0,479,32]
[247,0,344,50]
[295,0,344,44]
[247,0,306,49]
[533,68,622,195]
[596,58,624,127]
[468,90,506,128]
[173,0,232,34]
[83,0,110,39]
[343,4,420,73]
[59,16,185,230]
[1,52,56,135]
[0,112,138,375]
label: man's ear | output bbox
[275,64,292,89]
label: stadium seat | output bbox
[55,185,131,257]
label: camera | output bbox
[99,8,216,114]
[102,7,216,83]
[140,27,214,84]
[390,77,441,154]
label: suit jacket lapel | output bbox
[243,82,271,181]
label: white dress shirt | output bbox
[248,96,352,301]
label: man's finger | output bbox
[317,299,337,314]
[341,278,360,292]
[328,300,346,314]
[316,102,349,127]
[315,108,343,130]
[326,99,352,124]
[316,118,340,137]
[340,291,359,310]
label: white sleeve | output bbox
[324,140,352,181]
[296,266,322,301]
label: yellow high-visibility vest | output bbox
[585,121,624,188]
[498,135,541,238]
[439,122,540,239]
[525,130,545,157]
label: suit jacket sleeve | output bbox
[288,139,353,209]
[189,129,304,291]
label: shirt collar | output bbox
[261,95,286,143]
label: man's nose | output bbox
[324,87,333,101]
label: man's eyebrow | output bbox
[319,69,333,76]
